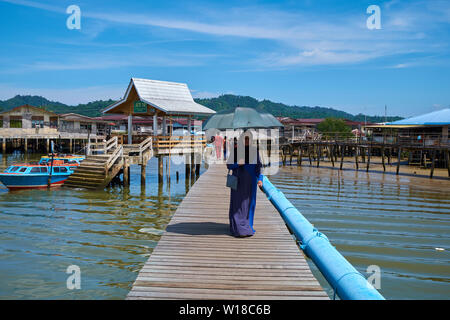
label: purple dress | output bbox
[227,156,263,237]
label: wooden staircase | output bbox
[63,136,153,190]
[64,137,124,190]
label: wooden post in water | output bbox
[355,146,359,170]
[297,146,302,166]
[381,147,386,172]
[430,149,436,178]
[69,139,73,153]
[289,146,293,165]
[388,147,392,165]
[158,156,164,183]
[330,145,335,167]
[141,162,146,187]
[190,152,195,180]
[185,154,190,184]
[340,145,344,170]
[46,139,50,154]
[308,145,312,165]
[24,138,28,153]
[2,138,5,153]
[361,147,365,163]
[446,150,450,177]
[317,145,321,168]
[123,159,130,187]
[366,146,371,172]
[396,147,402,175]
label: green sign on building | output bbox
[133,101,147,113]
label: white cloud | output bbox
[2,0,450,69]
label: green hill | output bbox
[0,94,403,122]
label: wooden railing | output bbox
[285,132,449,147]
[138,137,152,158]
[105,136,118,152]
[153,135,206,151]
[89,136,118,154]
[105,145,123,171]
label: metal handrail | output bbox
[261,176,385,300]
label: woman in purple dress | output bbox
[226,132,263,238]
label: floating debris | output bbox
[139,227,164,235]
[435,248,445,251]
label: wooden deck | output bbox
[127,164,328,300]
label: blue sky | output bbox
[0,0,449,117]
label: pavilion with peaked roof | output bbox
[102,78,216,143]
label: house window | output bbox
[49,117,58,128]
[32,118,44,128]
[80,123,92,132]
[10,116,22,128]
[60,120,74,132]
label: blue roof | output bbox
[388,108,450,126]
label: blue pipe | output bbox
[261,176,385,300]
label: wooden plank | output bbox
[128,164,328,300]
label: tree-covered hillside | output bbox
[0,94,403,122]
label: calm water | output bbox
[269,165,450,300]
[0,152,204,299]
[0,153,449,299]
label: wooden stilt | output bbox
[317,145,321,168]
[2,138,5,153]
[46,139,50,154]
[381,147,386,172]
[289,146,293,165]
[330,145,335,167]
[446,150,450,177]
[190,153,195,180]
[158,156,164,183]
[430,149,436,178]
[396,147,401,175]
[185,154,190,184]
[69,139,73,153]
[388,148,391,165]
[334,143,338,163]
[123,160,129,187]
[340,145,344,170]
[297,147,302,166]
[355,146,359,170]
[361,147,366,163]
[308,146,312,165]
[141,163,146,187]
[24,138,28,153]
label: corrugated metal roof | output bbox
[388,108,450,126]
[103,78,216,116]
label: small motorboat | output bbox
[0,163,75,190]
[39,154,85,165]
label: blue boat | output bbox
[39,154,85,165]
[0,164,75,190]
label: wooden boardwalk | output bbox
[127,164,328,300]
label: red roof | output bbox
[95,115,203,126]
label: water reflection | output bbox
[0,154,203,299]
[269,165,450,300]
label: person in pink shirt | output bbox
[214,134,224,160]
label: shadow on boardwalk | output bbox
[166,222,231,236]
